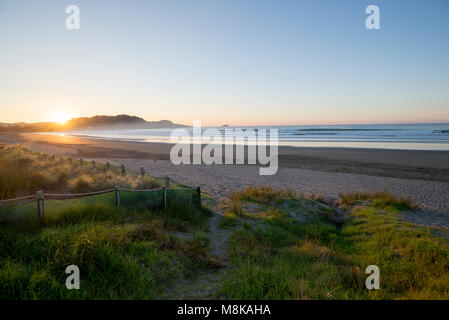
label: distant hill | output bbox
[0,115,187,133]
[0,122,61,133]
[65,115,186,130]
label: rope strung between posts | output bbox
[0,186,196,204]
[0,194,35,204]
[0,172,201,217]
[120,187,163,192]
[43,188,115,199]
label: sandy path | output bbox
[91,158,449,216]
[161,207,231,299]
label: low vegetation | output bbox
[0,145,214,299]
[339,190,415,210]
[228,186,297,205]
[0,144,160,200]
[218,187,449,299]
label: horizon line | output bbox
[2,116,449,128]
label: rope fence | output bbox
[43,189,116,199]
[0,194,35,204]
[0,171,201,219]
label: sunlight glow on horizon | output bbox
[51,112,72,124]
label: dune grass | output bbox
[0,198,213,299]
[218,187,449,299]
[339,190,415,210]
[228,186,297,205]
[0,145,213,299]
[0,144,161,200]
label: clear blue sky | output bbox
[0,0,448,125]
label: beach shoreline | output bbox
[1,132,449,182]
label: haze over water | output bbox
[54,123,449,151]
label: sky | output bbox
[0,0,448,126]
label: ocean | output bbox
[54,123,449,151]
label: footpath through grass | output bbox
[0,189,214,299]
[0,145,215,299]
[218,187,449,299]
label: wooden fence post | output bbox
[140,167,145,176]
[106,162,110,170]
[92,160,96,168]
[165,175,170,187]
[196,187,201,207]
[114,186,120,206]
[121,164,126,176]
[163,187,167,209]
[36,191,44,218]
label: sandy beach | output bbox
[1,132,449,222]
[3,132,449,179]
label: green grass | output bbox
[342,206,449,299]
[218,187,449,299]
[0,192,213,299]
[0,145,213,299]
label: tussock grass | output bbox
[219,187,449,299]
[339,190,414,210]
[0,144,160,200]
[220,186,297,227]
[228,186,296,205]
[306,193,326,203]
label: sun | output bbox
[52,113,71,124]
